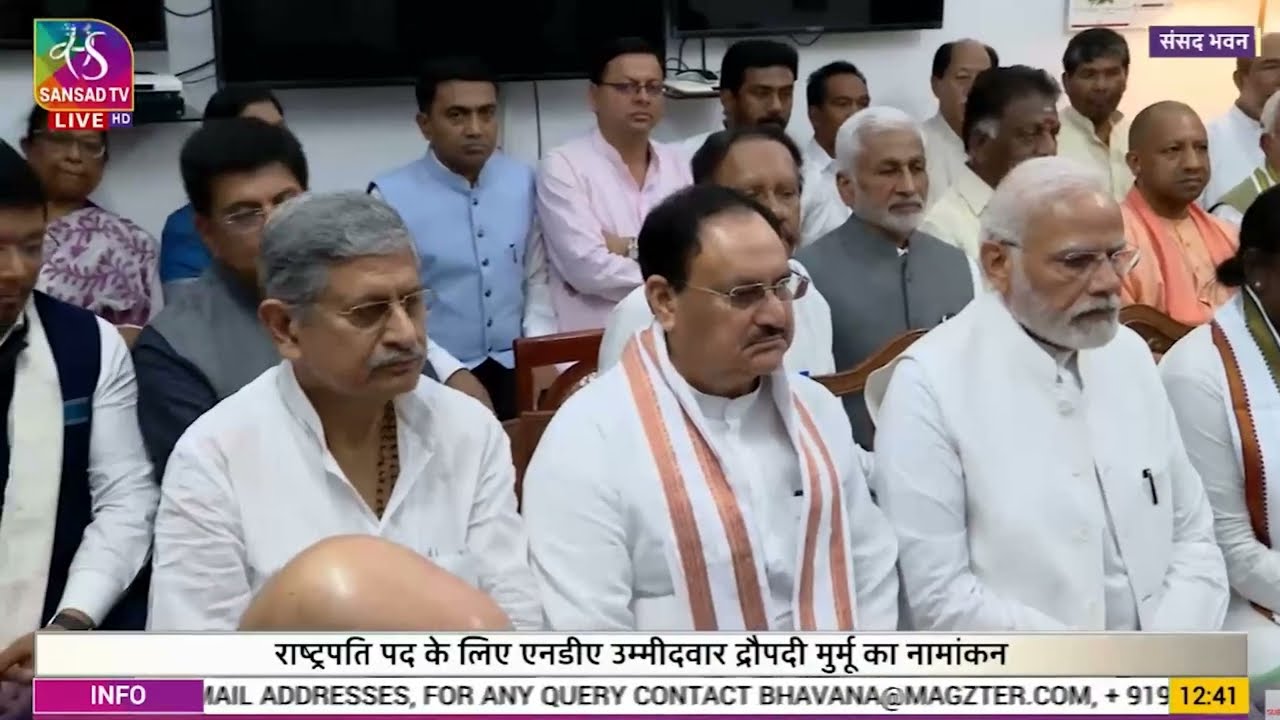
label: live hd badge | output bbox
[32,18,135,130]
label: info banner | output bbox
[28,676,1252,716]
[30,632,1249,718]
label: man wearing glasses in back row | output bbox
[133,118,492,484]
[146,190,541,631]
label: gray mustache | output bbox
[368,348,424,370]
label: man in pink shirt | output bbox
[536,37,693,332]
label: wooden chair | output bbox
[513,329,603,412]
[811,329,927,397]
[115,324,142,348]
[506,411,555,509]
[1119,304,1191,359]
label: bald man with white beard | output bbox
[867,156,1228,631]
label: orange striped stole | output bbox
[619,326,856,630]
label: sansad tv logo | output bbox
[32,19,134,130]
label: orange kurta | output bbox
[1121,187,1239,326]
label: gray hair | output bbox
[980,155,1108,247]
[834,106,924,173]
[259,190,417,307]
[1264,90,1280,135]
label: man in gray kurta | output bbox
[797,107,975,447]
[132,120,447,479]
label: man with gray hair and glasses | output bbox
[868,156,1227,631]
[148,191,541,631]
[797,106,976,447]
[135,118,493,485]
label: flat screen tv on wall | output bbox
[0,0,167,49]
[669,0,945,38]
[212,0,668,87]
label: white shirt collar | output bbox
[925,112,964,147]
[1230,103,1261,131]
[690,376,769,423]
[274,360,435,468]
[0,299,31,349]
[803,136,837,175]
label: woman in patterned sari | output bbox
[21,105,161,326]
[1161,184,1280,714]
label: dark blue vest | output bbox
[0,293,148,629]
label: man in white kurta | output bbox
[599,126,834,377]
[869,156,1227,631]
[525,184,897,631]
[1203,35,1280,210]
[1161,212,1280,704]
[922,39,997,205]
[148,192,541,631]
[920,65,1060,259]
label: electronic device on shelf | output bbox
[133,72,186,123]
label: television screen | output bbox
[670,0,945,37]
[212,0,668,87]
[0,0,167,49]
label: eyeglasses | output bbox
[220,208,271,234]
[333,288,432,331]
[600,80,664,97]
[32,131,106,159]
[999,240,1141,279]
[687,272,809,310]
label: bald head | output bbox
[238,536,512,631]
[1126,101,1209,212]
[1128,100,1200,149]
[931,38,998,132]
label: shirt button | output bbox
[481,258,489,267]
[478,229,485,238]
[484,289,492,297]
[472,198,479,206]
[487,318,493,327]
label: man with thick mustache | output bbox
[869,156,1228,631]
[1120,101,1239,325]
[797,107,976,448]
[148,192,541,631]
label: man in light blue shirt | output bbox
[159,88,285,289]
[371,57,551,420]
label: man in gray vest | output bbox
[133,119,485,479]
[797,107,977,448]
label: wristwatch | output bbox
[48,612,94,630]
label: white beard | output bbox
[1006,266,1119,350]
[851,194,923,238]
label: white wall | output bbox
[0,0,1265,237]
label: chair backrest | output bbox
[513,329,603,412]
[506,410,555,510]
[811,329,927,397]
[1119,304,1192,358]
[116,324,142,348]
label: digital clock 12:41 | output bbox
[1169,677,1249,714]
